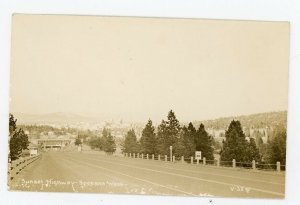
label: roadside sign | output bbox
[195,151,201,160]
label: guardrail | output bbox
[123,153,285,172]
[8,154,41,180]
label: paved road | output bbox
[9,151,285,198]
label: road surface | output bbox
[9,151,285,198]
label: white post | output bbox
[233,159,236,168]
[181,156,184,163]
[191,157,194,164]
[172,156,175,162]
[133,153,135,158]
[158,155,160,161]
[203,157,206,165]
[252,160,256,169]
[277,161,281,172]
[165,155,167,162]
[129,153,131,158]
[197,159,199,165]
[152,154,154,160]
[137,153,140,158]
[170,146,173,162]
[217,158,220,167]
[146,154,149,160]
[141,153,144,159]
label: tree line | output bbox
[8,111,287,166]
[122,110,215,160]
[121,110,287,165]
[86,128,116,154]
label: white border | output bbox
[1,0,300,204]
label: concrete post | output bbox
[146,154,149,160]
[181,156,184,163]
[203,157,206,165]
[217,158,220,167]
[129,153,131,158]
[165,155,167,162]
[252,160,256,169]
[141,153,144,159]
[233,159,236,168]
[137,153,140,158]
[158,155,160,161]
[152,154,154,160]
[170,146,173,162]
[133,153,136,158]
[277,161,281,172]
[191,157,194,164]
[172,156,175,162]
[196,159,199,165]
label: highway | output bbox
[9,150,285,198]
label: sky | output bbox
[10,14,289,123]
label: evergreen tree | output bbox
[246,138,261,162]
[102,127,109,138]
[88,137,102,150]
[156,120,168,155]
[174,122,196,157]
[75,136,82,146]
[9,114,29,161]
[156,110,181,155]
[194,123,214,160]
[103,133,116,154]
[220,120,248,162]
[140,119,156,154]
[123,129,140,154]
[265,125,286,165]
[102,128,116,154]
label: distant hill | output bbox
[193,111,287,130]
[13,111,287,132]
[13,112,98,125]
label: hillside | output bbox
[193,111,287,130]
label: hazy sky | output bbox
[10,14,289,122]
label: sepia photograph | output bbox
[7,14,289,199]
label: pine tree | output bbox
[174,123,196,157]
[140,119,156,154]
[166,110,181,142]
[9,114,29,161]
[101,128,116,154]
[265,125,286,165]
[75,136,82,146]
[220,120,248,162]
[88,137,102,150]
[123,129,140,154]
[156,120,168,155]
[246,138,261,162]
[194,123,214,160]
[156,110,181,155]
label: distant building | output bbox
[28,143,38,156]
[37,138,71,151]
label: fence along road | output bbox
[9,151,285,198]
